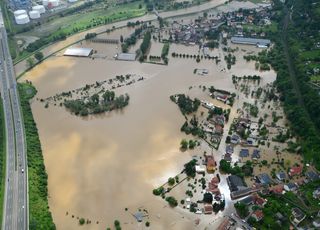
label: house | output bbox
[195,165,206,173]
[313,219,320,228]
[239,149,249,158]
[217,217,232,230]
[224,153,232,162]
[253,194,267,206]
[275,212,284,220]
[313,187,320,199]
[240,195,254,205]
[251,149,261,160]
[288,165,303,177]
[284,183,298,192]
[270,184,284,194]
[256,173,272,185]
[227,175,247,192]
[306,171,319,182]
[291,208,306,224]
[231,134,240,144]
[216,94,228,103]
[204,204,213,214]
[215,124,224,135]
[251,210,264,221]
[206,155,216,173]
[276,171,286,181]
[226,145,234,154]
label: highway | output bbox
[0,10,28,230]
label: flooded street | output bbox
[20,37,276,229]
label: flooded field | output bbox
[20,35,276,229]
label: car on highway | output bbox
[21,169,24,173]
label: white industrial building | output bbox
[64,47,93,57]
[115,53,136,61]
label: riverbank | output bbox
[18,83,55,229]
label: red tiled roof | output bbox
[289,166,302,176]
[204,204,213,214]
[252,210,264,221]
[271,184,284,194]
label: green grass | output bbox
[243,22,278,33]
[18,83,55,230]
[0,101,6,226]
[300,50,320,61]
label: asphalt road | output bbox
[0,11,28,230]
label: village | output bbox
[20,0,320,228]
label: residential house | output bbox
[240,195,254,205]
[240,148,249,158]
[224,153,232,162]
[217,217,232,230]
[215,124,224,135]
[251,210,264,221]
[253,194,267,207]
[206,155,216,173]
[276,171,286,181]
[226,145,234,154]
[288,165,303,177]
[291,208,306,225]
[227,175,247,192]
[256,173,272,185]
[231,134,240,144]
[204,204,213,214]
[313,219,320,228]
[306,171,319,182]
[313,187,320,199]
[195,165,206,174]
[284,183,298,192]
[270,184,284,194]
[252,149,261,160]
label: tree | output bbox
[34,51,44,62]
[120,35,124,43]
[180,139,188,150]
[26,57,35,69]
[168,177,175,186]
[165,196,178,207]
[79,218,85,225]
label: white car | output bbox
[21,169,24,173]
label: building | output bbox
[256,173,272,185]
[271,184,284,194]
[224,153,232,162]
[306,171,319,182]
[231,134,240,144]
[284,183,298,192]
[289,165,303,177]
[64,47,93,57]
[227,175,247,192]
[206,155,216,173]
[251,210,264,221]
[230,37,271,47]
[251,149,261,160]
[313,187,320,199]
[195,165,206,173]
[204,204,213,214]
[276,171,286,181]
[226,145,234,154]
[291,208,306,224]
[217,217,232,230]
[239,149,249,158]
[313,219,320,228]
[115,53,136,61]
[10,0,31,10]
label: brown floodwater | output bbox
[20,40,276,229]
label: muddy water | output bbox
[20,42,275,229]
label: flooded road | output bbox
[20,40,276,229]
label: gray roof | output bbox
[252,149,261,159]
[227,175,246,192]
[64,47,93,57]
[240,149,249,157]
[116,53,136,61]
[276,171,286,180]
[306,171,319,181]
[231,37,271,46]
[257,173,271,184]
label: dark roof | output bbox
[240,196,253,205]
[292,208,305,221]
[231,37,271,46]
[277,171,286,180]
[286,183,298,190]
[224,153,232,162]
[306,171,319,181]
[240,149,249,157]
[252,149,261,159]
[226,145,234,154]
[257,173,271,185]
[227,175,246,192]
